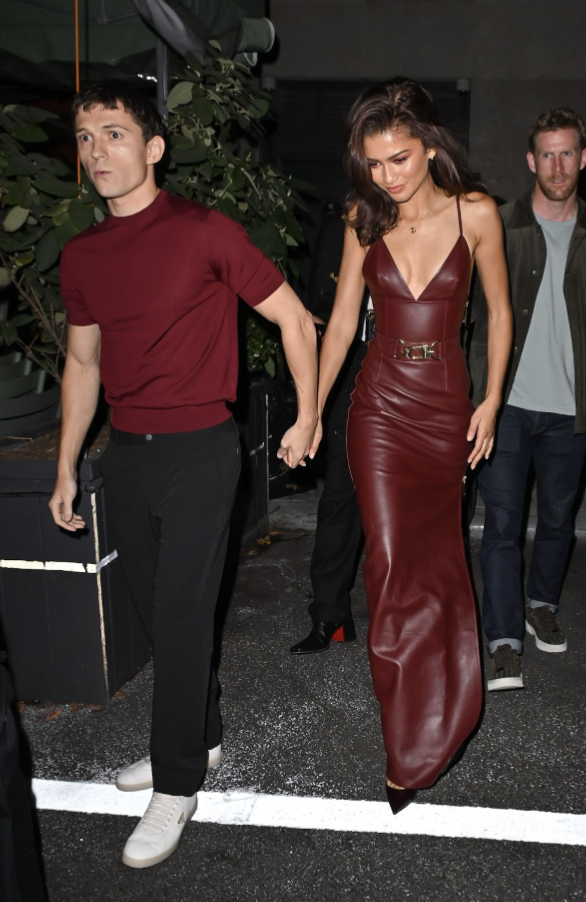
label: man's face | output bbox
[527,128,586,202]
[74,102,164,201]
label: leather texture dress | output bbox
[346,197,483,789]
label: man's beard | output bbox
[536,172,578,202]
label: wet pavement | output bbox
[16,486,586,901]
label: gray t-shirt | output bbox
[508,212,576,415]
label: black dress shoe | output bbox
[290,617,357,655]
[386,784,418,815]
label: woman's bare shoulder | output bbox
[344,205,370,256]
[461,192,498,215]
[460,192,501,232]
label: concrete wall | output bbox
[264,0,586,201]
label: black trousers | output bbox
[101,418,241,796]
[0,660,48,902]
[308,343,366,623]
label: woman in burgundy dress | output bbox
[311,79,512,813]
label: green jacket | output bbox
[468,191,586,433]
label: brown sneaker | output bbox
[525,606,567,653]
[487,644,524,692]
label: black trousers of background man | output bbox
[308,342,366,624]
[0,655,48,902]
[100,418,241,797]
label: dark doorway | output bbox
[266,79,471,298]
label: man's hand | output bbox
[277,418,320,469]
[48,474,86,532]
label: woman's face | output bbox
[363,130,435,202]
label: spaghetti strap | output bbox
[456,195,463,235]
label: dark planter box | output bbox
[0,382,272,704]
[0,451,150,704]
[232,380,270,543]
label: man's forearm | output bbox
[281,309,318,426]
[57,358,102,477]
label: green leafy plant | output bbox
[0,105,108,381]
[0,51,307,381]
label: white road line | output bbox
[32,780,586,846]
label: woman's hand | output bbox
[277,418,319,468]
[467,398,499,470]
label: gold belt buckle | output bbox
[395,339,441,360]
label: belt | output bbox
[108,419,235,445]
[109,427,157,444]
[392,338,444,360]
[375,334,460,361]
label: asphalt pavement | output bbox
[16,486,586,902]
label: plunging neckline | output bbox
[378,234,470,301]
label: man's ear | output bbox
[146,135,165,165]
[526,151,537,174]
[580,147,586,172]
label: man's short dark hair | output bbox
[72,82,165,143]
[528,108,586,154]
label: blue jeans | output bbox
[478,405,586,652]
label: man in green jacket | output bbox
[469,108,586,691]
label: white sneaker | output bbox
[116,743,222,792]
[122,791,197,868]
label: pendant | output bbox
[410,227,417,234]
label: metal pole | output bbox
[155,37,169,117]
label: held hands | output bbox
[48,474,86,532]
[467,398,499,470]
[277,417,322,469]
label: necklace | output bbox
[398,208,431,234]
[398,185,439,234]
[398,210,429,235]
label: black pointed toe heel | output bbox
[290,615,356,655]
[386,785,417,816]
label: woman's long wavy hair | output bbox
[345,78,486,246]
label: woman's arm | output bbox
[309,223,367,454]
[465,195,513,468]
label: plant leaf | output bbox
[3,205,29,232]
[12,123,48,143]
[9,313,34,328]
[0,321,17,345]
[35,232,60,271]
[166,82,194,111]
[68,198,95,232]
[192,99,215,127]
[34,173,79,198]
[171,141,208,164]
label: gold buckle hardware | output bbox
[394,339,441,360]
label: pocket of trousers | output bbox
[212,426,242,506]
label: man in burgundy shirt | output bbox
[49,83,318,869]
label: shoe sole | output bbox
[122,800,198,869]
[290,628,357,655]
[487,675,524,691]
[122,839,182,869]
[525,620,567,653]
[116,776,153,792]
[116,747,222,792]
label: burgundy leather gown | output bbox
[346,198,483,789]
